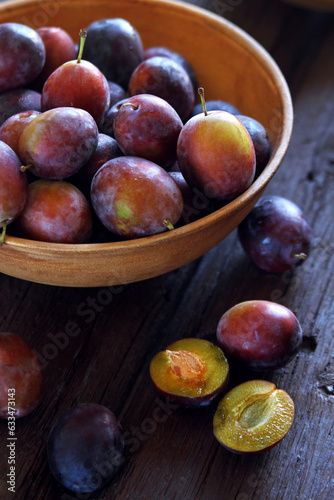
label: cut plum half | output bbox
[149,338,229,407]
[213,379,295,454]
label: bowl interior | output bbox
[0,0,293,287]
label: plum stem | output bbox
[77,29,87,63]
[163,219,174,231]
[0,222,7,245]
[20,164,32,173]
[293,252,307,260]
[121,103,139,111]
[198,87,207,116]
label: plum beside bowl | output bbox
[0,0,293,287]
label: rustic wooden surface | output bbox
[1,0,334,499]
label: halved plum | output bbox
[213,379,295,454]
[149,338,229,407]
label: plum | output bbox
[0,332,43,418]
[0,110,41,156]
[41,30,110,125]
[15,180,93,244]
[99,97,128,137]
[33,26,77,90]
[19,107,99,179]
[0,88,41,126]
[169,171,213,225]
[216,300,303,371]
[0,23,45,92]
[107,81,126,107]
[144,45,198,92]
[113,94,183,169]
[79,133,123,183]
[238,195,313,273]
[213,380,295,454]
[128,56,195,123]
[177,92,256,201]
[47,403,124,494]
[149,338,229,408]
[0,140,28,243]
[236,115,271,175]
[91,156,183,238]
[83,18,144,89]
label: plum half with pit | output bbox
[91,156,183,239]
[238,195,313,273]
[0,332,43,418]
[113,94,183,169]
[47,403,124,494]
[149,338,229,408]
[216,300,303,371]
[213,380,295,454]
[15,180,93,244]
[177,94,256,200]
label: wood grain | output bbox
[1,1,334,499]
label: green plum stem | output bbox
[77,29,87,63]
[293,252,307,260]
[122,103,139,110]
[0,223,7,245]
[163,219,174,231]
[198,87,207,116]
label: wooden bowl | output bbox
[0,0,293,287]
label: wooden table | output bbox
[1,1,334,499]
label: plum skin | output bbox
[15,180,93,244]
[91,156,184,238]
[0,23,46,93]
[47,403,124,494]
[113,94,183,169]
[177,110,256,201]
[216,300,303,371]
[0,140,28,232]
[238,195,313,273]
[18,107,99,180]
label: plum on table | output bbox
[216,300,303,371]
[238,195,313,273]
[213,379,295,454]
[47,403,124,494]
[149,338,229,407]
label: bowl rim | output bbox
[1,0,294,255]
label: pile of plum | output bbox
[0,18,272,244]
[0,16,314,497]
